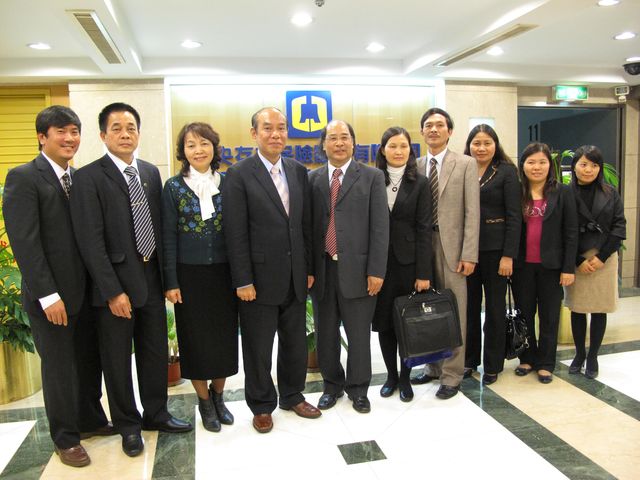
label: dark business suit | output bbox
[372,174,432,333]
[466,162,521,374]
[3,154,107,448]
[223,154,311,414]
[70,154,170,435]
[309,161,389,397]
[512,184,578,372]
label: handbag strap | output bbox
[507,278,514,311]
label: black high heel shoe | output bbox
[568,357,585,374]
[585,358,599,379]
[380,380,398,398]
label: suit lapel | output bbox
[591,188,608,220]
[100,155,130,196]
[439,151,456,193]
[316,165,330,211]
[543,187,560,220]
[391,177,411,216]
[251,155,288,219]
[337,161,360,205]
[35,154,66,200]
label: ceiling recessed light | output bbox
[366,42,385,53]
[291,12,313,27]
[181,39,202,49]
[597,0,619,6]
[487,46,504,56]
[27,42,51,50]
[626,56,640,62]
[614,31,636,40]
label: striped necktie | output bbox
[124,166,156,258]
[61,172,71,199]
[429,158,439,227]
[270,165,289,215]
[325,168,342,257]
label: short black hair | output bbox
[35,106,81,150]
[250,107,287,130]
[419,107,454,131]
[318,120,356,158]
[98,102,141,133]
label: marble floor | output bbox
[1,297,640,480]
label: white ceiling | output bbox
[0,0,638,86]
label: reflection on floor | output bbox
[1,297,639,479]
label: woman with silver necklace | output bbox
[371,126,432,402]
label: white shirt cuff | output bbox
[39,292,61,310]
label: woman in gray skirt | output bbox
[564,145,626,379]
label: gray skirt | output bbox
[564,249,618,314]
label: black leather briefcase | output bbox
[392,288,462,359]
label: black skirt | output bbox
[174,262,239,379]
[372,253,416,332]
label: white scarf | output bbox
[184,167,220,221]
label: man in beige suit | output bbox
[411,107,480,399]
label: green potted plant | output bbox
[166,308,183,386]
[306,296,319,372]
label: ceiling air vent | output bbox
[69,10,124,64]
[434,24,537,67]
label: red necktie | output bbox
[325,168,342,257]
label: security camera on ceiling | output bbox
[315,0,325,6]
[623,62,640,75]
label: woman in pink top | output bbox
[512,143,578,384]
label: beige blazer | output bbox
[417,150,480,271]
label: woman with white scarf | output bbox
[162,122,238,432]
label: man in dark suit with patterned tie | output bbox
[70,103,191,458]
[309,120,389,414]
[223,107,321,434]
[3,105,113,467]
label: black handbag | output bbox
[393,288,462,362]
[505,279,528,360]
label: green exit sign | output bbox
[554,85,589,101]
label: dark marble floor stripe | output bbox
[462,377,615,480]
[0,409,52,479]
[555,341,640,421]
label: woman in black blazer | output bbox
[564,145,626,379]
[463,125,521,385]
[372,126,432,402]
[512,142,578,383]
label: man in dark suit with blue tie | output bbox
[223,107,321,434]
[309,120,389,413]
[70,103,191,458]
[3,106,113,467]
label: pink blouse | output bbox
[525,199,547,263]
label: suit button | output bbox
[287,251,291,256]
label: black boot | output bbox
[198,396,221,432]
[210,386,234,425]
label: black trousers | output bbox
[313,257,376,397]
[26,297,108,449]
[96,258,169,436]
[466,250,507,374]
[238,279,306,414]
[512,262,563,372]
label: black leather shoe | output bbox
[399,383,414,402]
[463,368,474,379]
[142,416,193,433]
[568,357,585,374]
[410,373,438,385]
[482,374,498,386]
[122,433,144,457]
[198,397,221,432]
[317,391,344,410]
[348,395,371,413]
[210,387,234,425]
[538,373,553,384]
[435,385,459,400]
[585,358,599,379]
[379,381,397,398]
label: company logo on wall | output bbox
[286,91,332,138]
